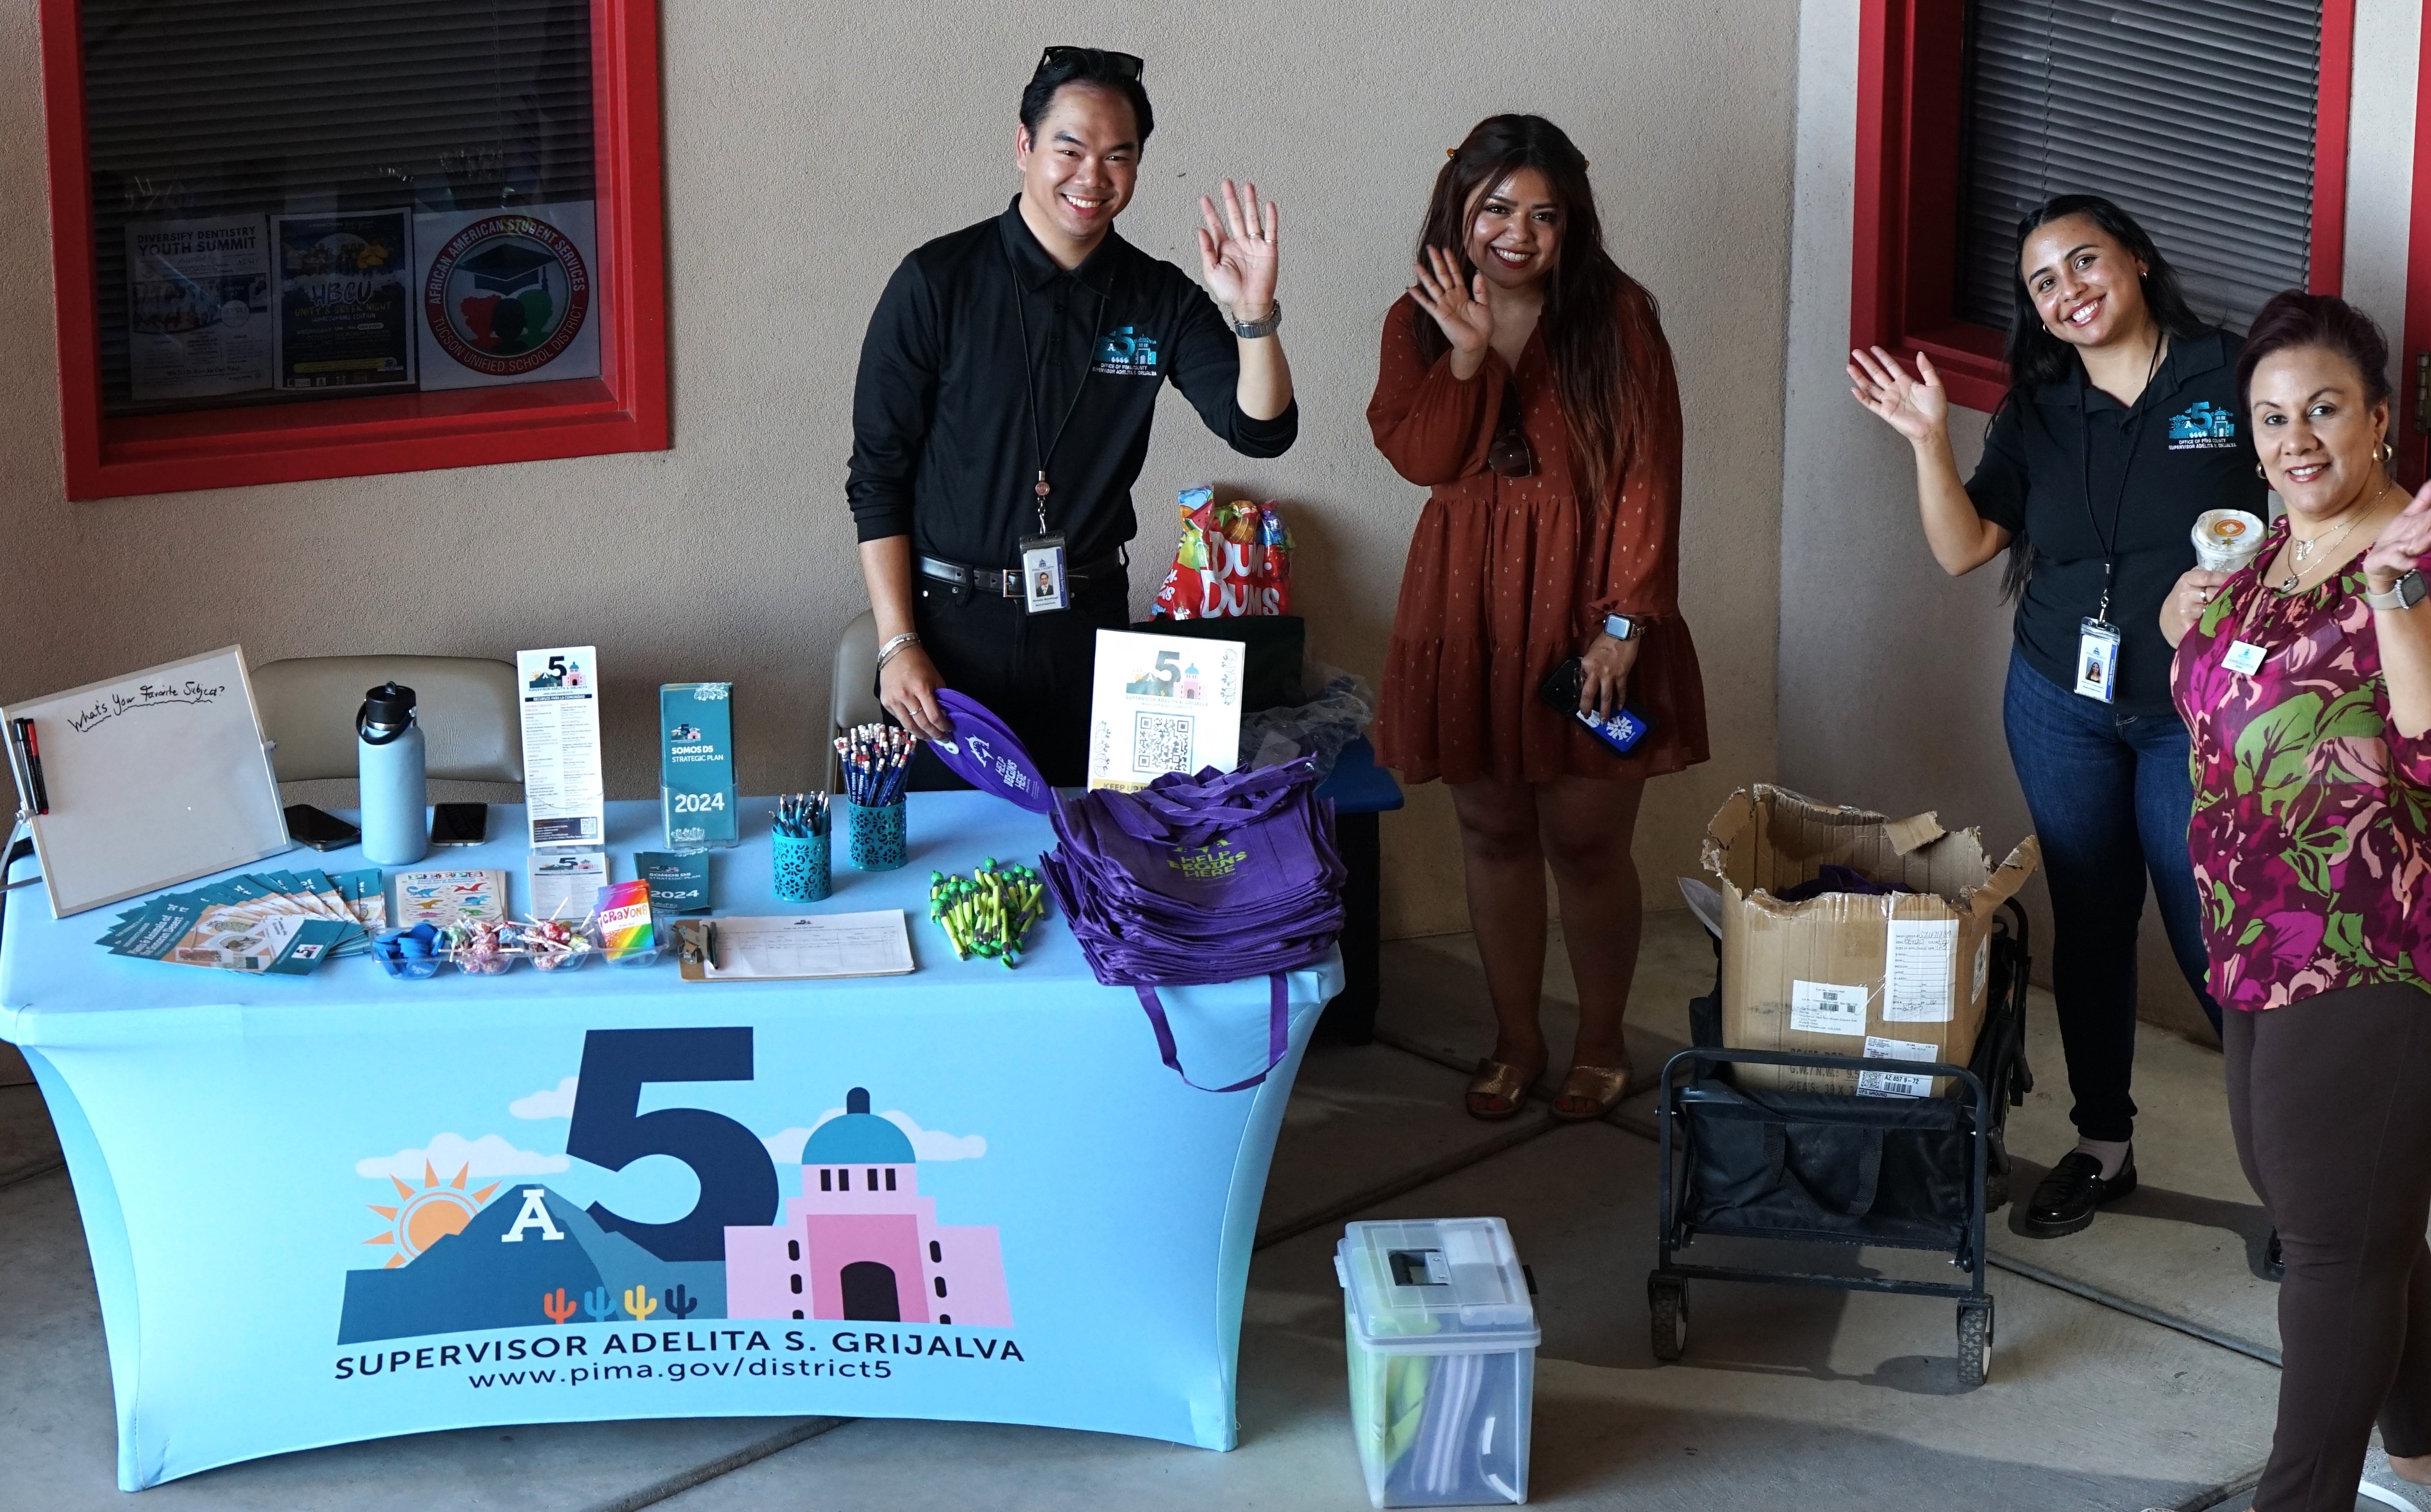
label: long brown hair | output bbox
[1413,114,1657,512]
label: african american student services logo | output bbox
[421,214,591,378]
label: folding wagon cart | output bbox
[1647,899,2031,1390]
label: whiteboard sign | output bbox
[3,646,289,918]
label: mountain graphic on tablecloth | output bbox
[337,1185,727,1344]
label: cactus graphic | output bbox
[623,1285,659,1322]
[581,1285,617,1322]
[662,1284,699,1320]
[541,1287,577,1324]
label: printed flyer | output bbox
[273,210,415,391]
[414,201,600,390]
[124,215,274,402]
[1086,629,1245,791]
[516,646,605,848]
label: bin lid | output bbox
[1336,1217,1539,1353]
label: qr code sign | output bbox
[1131,711,1196,775]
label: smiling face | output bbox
[2247,344,2391,522]
[1014,84,1139,262]
[1462,168,1563,294]
[2019,214,2151,349]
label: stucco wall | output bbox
[0,0,1796,943]
[1778,0,2421,1039]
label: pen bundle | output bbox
[835,725,918,808]
[772,792,828,838]
[928,859,1049,968]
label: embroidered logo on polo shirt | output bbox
[1094,327,1160,376]
[2167,400,2238,450]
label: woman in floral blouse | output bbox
[2162,291,2431,1511]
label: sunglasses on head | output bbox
[1034,45,1144,81]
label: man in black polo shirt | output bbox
[847,45,1297,785]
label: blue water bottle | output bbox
[357,682,428,865]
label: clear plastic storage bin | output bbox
[1336,1217,1538,1507]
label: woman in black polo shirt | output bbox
[1847,193,2254,1239]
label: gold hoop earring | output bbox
[2257,463,2268,480]
[2380,441,2397,465]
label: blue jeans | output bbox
[2003,648,2222,1143]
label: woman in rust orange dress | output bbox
[1369,114,1708,1122]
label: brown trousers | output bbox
[2226,982,2431,1510]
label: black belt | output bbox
[918,551,1123,598]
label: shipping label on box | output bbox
[660,683,737,849]
[1703,786,2039,1098]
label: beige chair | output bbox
[827,611,885,792]
[251,655,523,784]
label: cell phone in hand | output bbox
[1536,657,1652,757]
[284,803,362,851]
[430,802,489,847]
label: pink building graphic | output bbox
[724,1088,1011,1328]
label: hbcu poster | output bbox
[124,215,274,402]
[272,210,416,391]
[413,201,600,390]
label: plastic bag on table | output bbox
[1152,486,1293,618]
[1239,664,1375,778]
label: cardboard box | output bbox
[1701,786,2039,1098]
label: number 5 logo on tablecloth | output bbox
[565,1028,779,1261]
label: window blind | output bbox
[81,0,595,414]
[1955,0,2319,335]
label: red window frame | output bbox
[38,0,669,500]
[1852,0,2355,415]
[2402,14,2431,485]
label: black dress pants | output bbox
[900,566,1129,790]
[2226,982,2431,1510]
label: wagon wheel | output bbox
[1649,1276,1688,1363]
[1956,1297,1994,1389]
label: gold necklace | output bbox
[2280,481,2392,592]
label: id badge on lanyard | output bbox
[1021,531,1069,614]
[2075,616,2121,703]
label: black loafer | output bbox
[2018,1149,2137,1239]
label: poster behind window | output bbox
[413,202,600,390]
[125,216,274,403]
[272,210,415,392]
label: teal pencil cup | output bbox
[847,800,908,871]
[774,831,831,902]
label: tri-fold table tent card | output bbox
[3,645,291,920]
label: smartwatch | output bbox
[1603,613,1644,642]
[2365,568,2428,613]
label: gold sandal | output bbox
[1465,1055,1545,1121]
[1551,1062,1633,1122]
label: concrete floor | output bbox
[0,911,2354,1509]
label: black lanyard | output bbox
[2076,338,2166,624]
[1000,229,1108,537]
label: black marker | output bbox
[11,719,48,815]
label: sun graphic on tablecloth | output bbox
[364,1162,500,1268]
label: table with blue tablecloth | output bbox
[0,794,1339,1491]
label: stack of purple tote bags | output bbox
[1042,759,1347,1091]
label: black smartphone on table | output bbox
[430,802,489,847]
[284,804,362,851]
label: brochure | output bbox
[1086,629,1246,791]
[660,682,737,848]
[517,646,605,848]
[528,849,607,921]
[638,850,710,914]
[272,209,415,392]
[125,215,274,402]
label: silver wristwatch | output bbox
[2365,568,2428,613]
[1231,300,1282,340]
